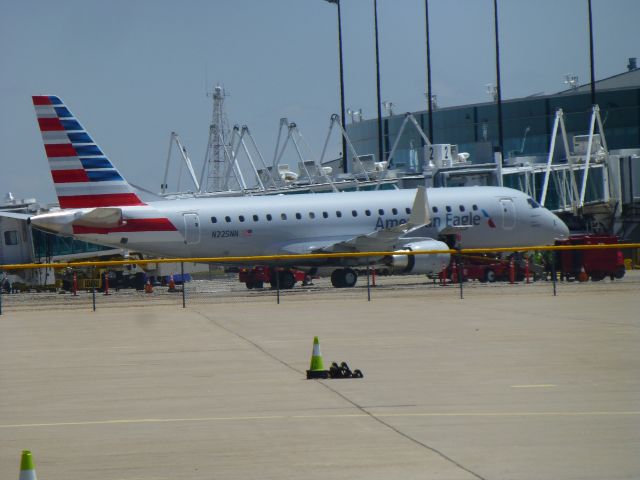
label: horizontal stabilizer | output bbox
[72,208,123,228]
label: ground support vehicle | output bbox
[441,254,543,283]
[239,266,313,289]
[555,234,625,281]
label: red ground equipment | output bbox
[239,266,311,289]
[555,234,625,281]
[445,255,536,283]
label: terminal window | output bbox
[3,230,19,245]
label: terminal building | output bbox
[345,63,640,239]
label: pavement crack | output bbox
[195,308,488,480]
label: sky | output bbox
[0,0,638,203]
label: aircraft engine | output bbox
[386,240,450,275]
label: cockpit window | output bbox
[527,198,540,208]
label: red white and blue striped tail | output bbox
[33,95,145,209]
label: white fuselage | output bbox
[31,186,569,265]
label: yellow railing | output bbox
[1,243,639,271]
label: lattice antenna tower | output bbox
[203,84,231,192]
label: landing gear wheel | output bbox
[331,269,345,288]
[245,281,255,289]
[485,270,496,283]
[342,268,358,288]
[331,268,358,288]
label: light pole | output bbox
[587,0,596,105]
[373,0,384,164]
[493,0,504,159]
[424,0,434,141]
[324,0,349,173]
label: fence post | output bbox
[181,262,186,308]
[276,267,280,305]
[91,267,96,312]
[551,251,557,297]
[457,253,464,300]
[0,274,3,316]
[366,258,371,302]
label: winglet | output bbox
[407,186,431,226]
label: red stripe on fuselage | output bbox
[51,169,90,183]
[38,117,64,131]
[45,143,77,158]
[33,96,52,105]
[59,193,145,209]
[73,218,177,235]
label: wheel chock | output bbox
[329,362,343,378]
[327,361,363,379]
[340,361,352,377]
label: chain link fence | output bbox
[2,244,639,314]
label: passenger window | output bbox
[459,205,465,212]
[432,206,438,213]
[392,208,398,215]
[211,217,217,223]
[225,216,231,223]
[253,215,259,221]
[309,212,316,219]
[239,215,245,222]
[266,214,272,221]
[365,209,371,216]
[472,204,478,211]
[351,210,357,217]
[281,213,287,220]
[446,206,452,213]
[405,207,411,214]
[336,211,342,218]
[295,213,302,220]
[322,211,328,219]
[378,208,384,215]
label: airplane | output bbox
[16,95,569,288]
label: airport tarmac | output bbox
[1,275,639,479]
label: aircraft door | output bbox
[499,199,516,230]
[183,213,200,245]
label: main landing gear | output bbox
[330,268,358,288]
[269,269,296,290]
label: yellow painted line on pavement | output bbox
[2,411,639,429]
[511,384,557,388]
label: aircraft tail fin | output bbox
[32,95,145,209]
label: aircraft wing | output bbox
[279,187,432,255]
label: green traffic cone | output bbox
[307,336,328,379]
[19,450,37,480]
